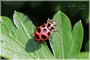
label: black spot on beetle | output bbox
[47,23,51,27]
[37,28,41,33]
[43,29,47,32]
[35,34,39,39]
[51,27,54,30]
[50,27,54,31]
[41,35,46,39]
[42,25,45,27]
[47,32,51,36]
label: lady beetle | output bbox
[34,18,57,42]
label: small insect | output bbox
[34,18,57,42]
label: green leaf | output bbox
[69,20,84,58]
[49,11,84,59]
[0,10,85,59]
[0,11,54,59]
[71,52,89,59]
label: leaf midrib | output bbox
[59,13,64,59]
[2,18,37,58]
[68,27,79,58]
[1,32,35,58]
[16,14,40,57]
[17,14,50,59]
[2,47,32,58]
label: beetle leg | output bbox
[53,30,59,32]
[49,36,54,44]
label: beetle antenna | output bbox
[47,18,52,22]
[52,18,55,21]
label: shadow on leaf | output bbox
[25,38,41,52]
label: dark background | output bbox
[1,1,89,55]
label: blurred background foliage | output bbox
[1,1,89,53]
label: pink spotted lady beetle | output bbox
[34,18,57,42]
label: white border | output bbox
[89,0,90,60]
[1,0,90,1]
[0,0,90,60]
